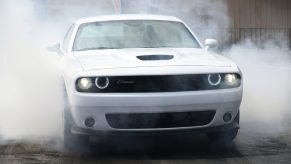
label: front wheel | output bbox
[207,112,240,143]
[207,128,238,143]
[62,88,90,154]
[63,109,90,154]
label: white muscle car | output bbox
[55,14,242,151]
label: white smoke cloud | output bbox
[0,0,289,147]
[224,40,291,134]
[0,0,63,141]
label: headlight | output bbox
[95,77,110,89]
[77,78,93,90]
[224,74,239,86]
[208,74,221,86]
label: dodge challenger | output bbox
[55,14,242,151]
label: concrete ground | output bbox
[1,121,291,164]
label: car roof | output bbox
[75,14,183,25]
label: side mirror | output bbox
[47,43,61,53]
[46,43,64,57]
[204,38,218,50]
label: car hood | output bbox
[73,48,235,71]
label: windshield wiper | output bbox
[139,45,174,48]
[77,47,117,51]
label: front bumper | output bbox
[71,115,239,136]
[68,87,242,134]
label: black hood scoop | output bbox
[137,55,174,61]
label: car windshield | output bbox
[73,20,201,51]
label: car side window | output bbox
[62,24,75,52]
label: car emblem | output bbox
[117,80,136,85]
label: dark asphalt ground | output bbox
[1,121,291,164]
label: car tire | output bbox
[207,112,240,143]
[62,87,90,154]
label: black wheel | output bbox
[62,87,90,154]
[207,112,240,143]
[207,128,238,143]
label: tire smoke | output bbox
[224,40,291,134]
[0,0,63,143]
[0,0,290,148]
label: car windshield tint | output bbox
[73,20,201,51]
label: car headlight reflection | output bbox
[77,78,93,90]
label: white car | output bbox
[55,14,242,151]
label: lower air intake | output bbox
[106,111,216,129]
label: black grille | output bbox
[76,74,241,93]
[106,75,206,92]
[106,111,216,129]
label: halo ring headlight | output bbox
[95,77,110,89]
[208,74,221,86]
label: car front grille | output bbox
[76,74,241,93]
[107,75,206,92]
[105,111,216,129]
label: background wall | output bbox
[227,0,291,47]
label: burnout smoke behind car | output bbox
[0,0,290,146]
[224,41,291,134]
[0,0,63,142]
